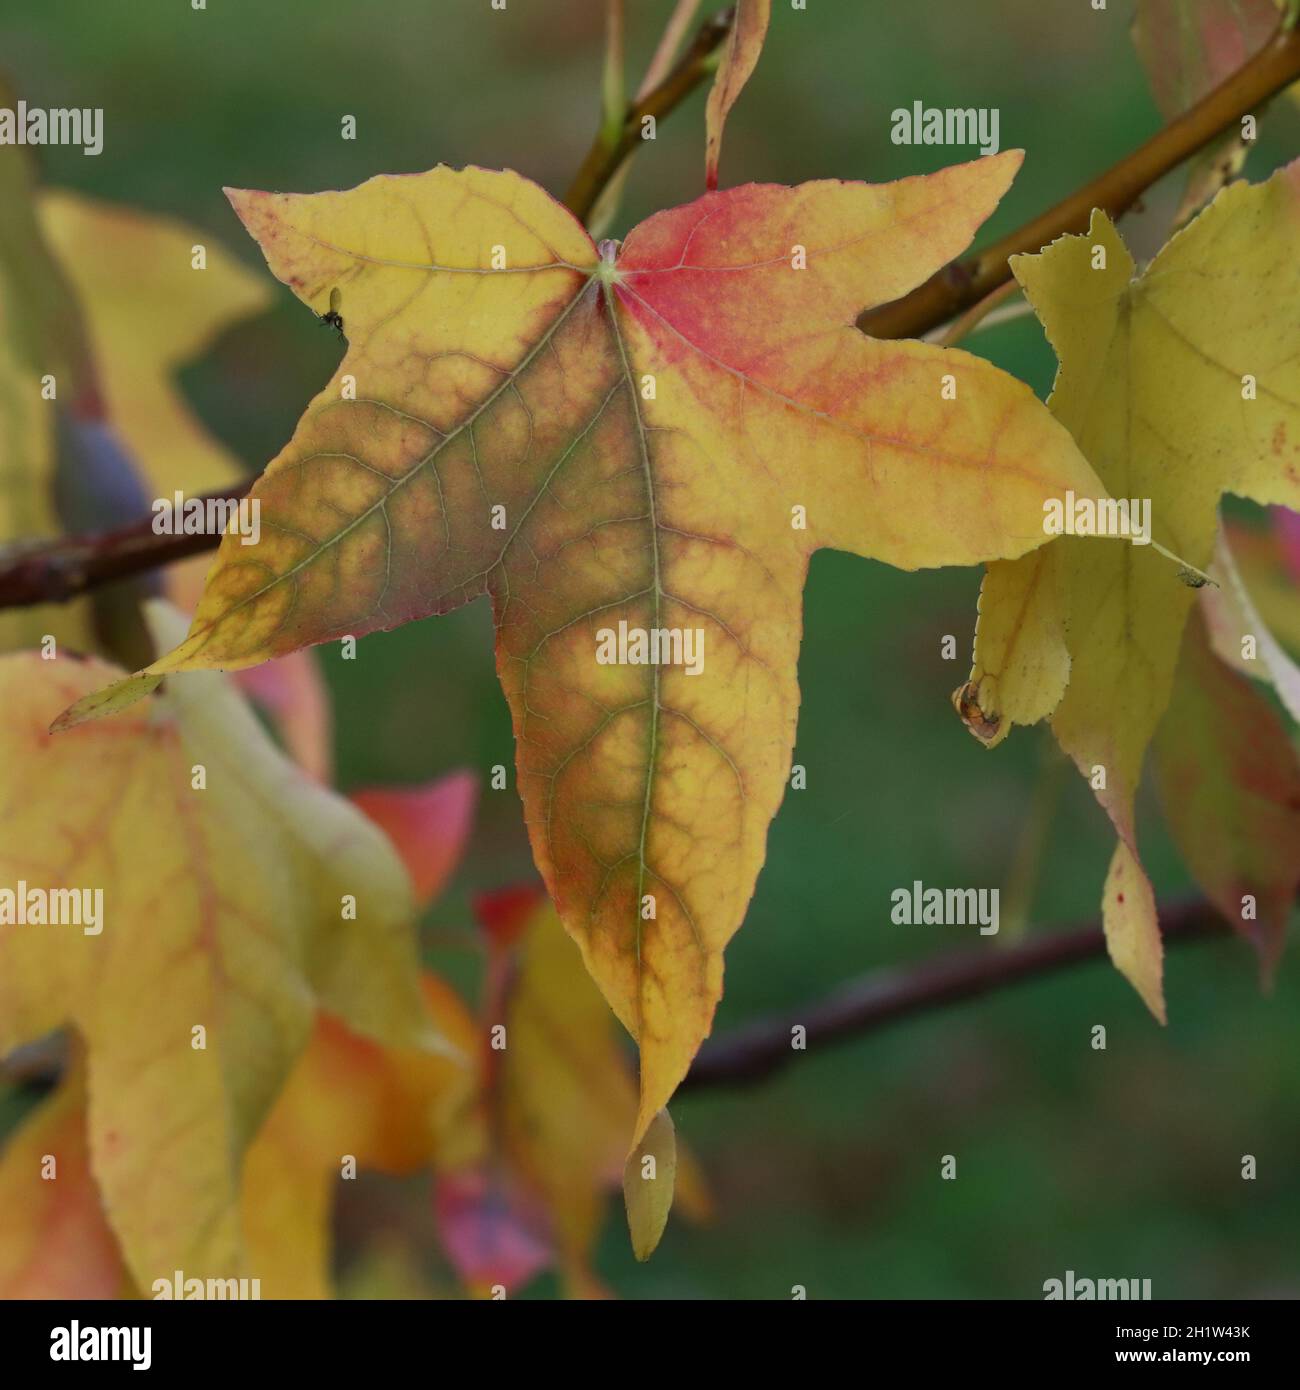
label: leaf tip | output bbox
[50,672,162,733]
[223,186,267,233]
[623,1109,677,1262]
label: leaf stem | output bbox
[600,0,627,152]
[931,276,1021,348]
[564,5,736,224]
[585,0,708,238]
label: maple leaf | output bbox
[0,153,272,680]
[705,0,770,190]
[0,603,437,1290]
[64,156,1104,1146]
[0,983,468,1304]
[239,882,712,1297]
[956,164,1300,1017]
[1154,608,1300,979]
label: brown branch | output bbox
[0,482,250,608]
[858,20,1300,340]
[680,897,1230,1091]
[564,5,735,223]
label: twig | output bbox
[932,276,1021,349]
[859,21,1300,340]
[680,897,1229,1091]
[586,0,706,238]
[0,482,250,608]
[4,898,1236,1098]
[564,5,735,223]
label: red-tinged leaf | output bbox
[351,770,479,910]
[0,1052,129,1299]
[1276,505,1300,583]
[475,883,548,953]
[1132,0,1284,221]
[1155,608,1300,981]
[705,0,771,190]
[434,1167,553,1296]
[1202,526,1300,723]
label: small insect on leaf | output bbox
[319,285,344,338]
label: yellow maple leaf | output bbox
[957,164,1300,1017]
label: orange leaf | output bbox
[0,1050,129,1300]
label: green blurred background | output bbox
[2,0,1298,1298]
